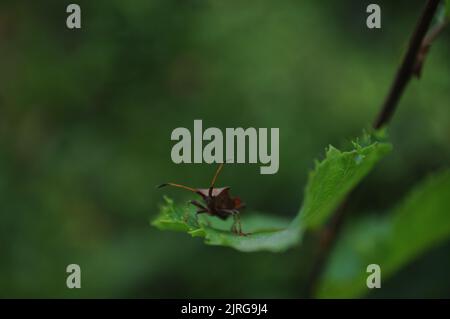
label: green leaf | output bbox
[299,134,392,229]
[317,169,450,298]
[151,133,391,252]
[152,197,297,252]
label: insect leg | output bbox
[233,211,243,235]
[189,200,207,211]
[232,210,247,236]
[189,200,212,226]
[217,209,236,232]
[218,209,235,217]
[220,209,246,236]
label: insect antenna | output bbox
[209,162,224,197]
[158,183,198,193]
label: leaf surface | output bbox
[317,169,450,297]
[152,133,391,252]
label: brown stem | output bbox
[414,18,449,77]
[305,199,349,295]
[307,0,444,298]
[374,0,442,129]
[423,18,449,44]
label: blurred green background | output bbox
[0,0,449,298]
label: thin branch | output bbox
[374,0,442,129]
[424,18,449,44]
[305,199,348,295]
[307,0,444,298]
[414,18,449,77]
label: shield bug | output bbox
[158,163,246,235]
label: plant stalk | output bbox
[307,0,444,298]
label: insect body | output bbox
[158,163,246,235]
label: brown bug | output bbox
[158,163,246,235]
